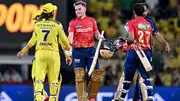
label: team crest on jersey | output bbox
[88,22,93,26]
[76,24,82,28]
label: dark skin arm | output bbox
[127,32,134,45]
[154,32,170,52]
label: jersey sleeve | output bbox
[145,16,158,35]
[27,32,37,47]
[68,20,75,33]
[58,40,69,58]
[128,21,135,33]
[92,18,98,32]
[58,23,71,50]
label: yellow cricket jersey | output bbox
[27,19,70,52]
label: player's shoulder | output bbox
[144,16,153,20]
[52,20,62,25]
[136,17,150,24]
[34,20,42,24]
[144,16,155,23]
[86,16,96,21]
[69,18,76,25]
[34,20,40,24]
[128,19,135,25]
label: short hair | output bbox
[73,1,86,7]
[133,3,144,16]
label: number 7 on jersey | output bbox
[42,30,50,41]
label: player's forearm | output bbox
[68,32,74,45]
[155,32,169,46]
[94,30,101,40]
[21,45,31,54]
[27,40,36,48]
[127,32,134,45]
[59,42,70,58]
[62,40,71,50]
[60,34,71,50]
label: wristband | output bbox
[21,47,28,54]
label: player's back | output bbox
[129,17,152,50]
[34,20,61,51]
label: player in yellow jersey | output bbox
[17,3,71,101]
[32,9,49,101]
[32,9,71,101]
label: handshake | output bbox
[64,48,73,65]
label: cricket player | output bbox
[67,1,104,101]
[132,3,170,101]
[113,4,154,101]
[111,3,170,101]
[17,3,71,101]
[32,9,49,101]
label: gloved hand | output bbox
[112,39,124,49]
[111,37,129,53]
[122,43,129,53]
[111,37,126,50]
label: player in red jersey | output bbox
[67,1,104,101]
[114,4,154,101]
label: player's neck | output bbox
[135,15,143,18]
[79,14,86,19]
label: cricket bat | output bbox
[113,72,125,100]
[88,31,104,76]
[133,43,152,72]
[138,73,148,101]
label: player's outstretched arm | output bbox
[59,40,72,65]
[68,32,74,46]
[93,18,104,40]
[154,32,170,52]
[146,16,171,53]
[58,24,71,50]
[17,32,37,58]
[17,45,31,58]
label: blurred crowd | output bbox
[0,0,179,86]
[0,65,23,83]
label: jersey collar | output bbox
[77,16,87,20]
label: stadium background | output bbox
[0,0,180,101]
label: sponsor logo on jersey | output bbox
[138,24,150,30]
[40,42,52,46]
[76,28,93,32]
[88,21,93,26]
[37,24,56,27]
[75,24,82,28]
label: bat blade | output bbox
[88,31,104,76]
[133,44,152,71]
[114,72,124,100]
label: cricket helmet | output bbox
[100,39,115,59]
[100,49,114,59]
